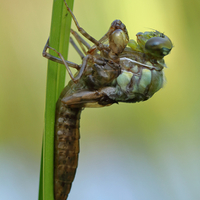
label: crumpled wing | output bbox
[61,87,117,108]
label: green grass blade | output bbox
[38,0,74,200]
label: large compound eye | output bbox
[145,36,172,58]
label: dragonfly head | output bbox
[136,31,173,58]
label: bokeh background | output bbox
[1,0,200,199]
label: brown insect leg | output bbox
[73,55,91,81]
[64,0,101,47]
[69,37,85,60]
[48,44,91,83]
[70,29,91,54]
[42,38,80,70]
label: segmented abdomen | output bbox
[54,99,82,200]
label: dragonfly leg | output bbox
[70,37,85,60]
[74,54,91,81]
[42,38,80,70]
[64,0,101,47]
[48,44,90,83]
[70,29,108,59]
[70,29,91,55]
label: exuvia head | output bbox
[109,20,129,55]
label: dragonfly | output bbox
[43,1,173,200]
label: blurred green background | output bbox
[1,0,200,199]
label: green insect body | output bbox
[115,59,164,102]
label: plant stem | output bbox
[39,0,74,199]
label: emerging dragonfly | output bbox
[43,1,173,200]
